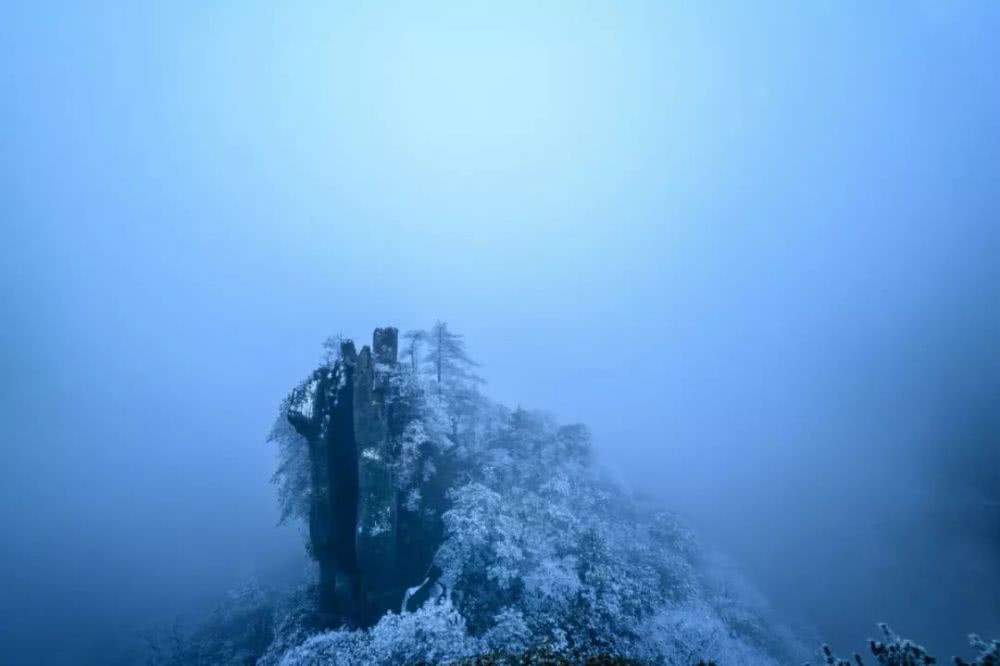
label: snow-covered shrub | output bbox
[956,634,1000,666]
[278,599,479,666]
[275,627,365,666]
[480,607,532,655]
[819,624,1000,666]
[635,602,780,665]
[366,599,479,664]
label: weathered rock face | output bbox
[286,327,422,627]
[353,332,398,625]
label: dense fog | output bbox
[2,2,998,664]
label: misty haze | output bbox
[2,3,998,665]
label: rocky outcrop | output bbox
[286,327,423,627]
[353,328,399,625]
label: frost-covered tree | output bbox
[418,320,483,388]
[401,321,486,438]
[268,416,311,525]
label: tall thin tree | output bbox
[421,321,482,387]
